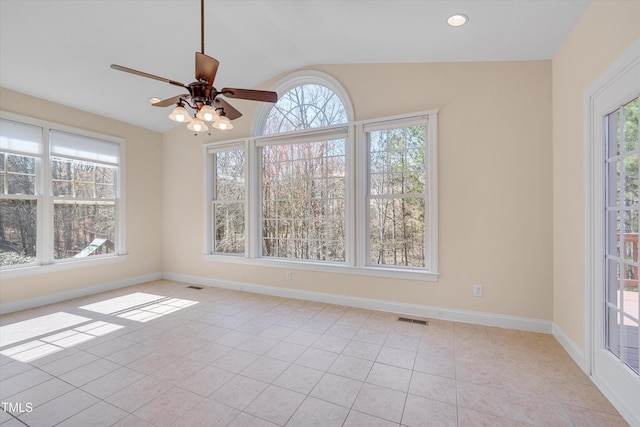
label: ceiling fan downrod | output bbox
[200,0,205,55]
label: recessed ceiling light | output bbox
[148,97,161,104]
[447,13,469,27]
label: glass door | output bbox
[604,96,640,376]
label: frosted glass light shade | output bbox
[187,117,208,132]
[169,105,190,122]
[196,105,218,122]
[212,115,233,130]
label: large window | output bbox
[206,72,437,279]
[367,120,429,269]
[0,114,124,272]
[211,145,246,255]
[261,130,347,262]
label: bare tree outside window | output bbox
[207,73,435,274]
[213,149,246,254]
[263,84,348,134]
[368,124,427,267]
[258,83,348,262]
[52,158,116,259]
[0,153,37,266]
[262,139,346,261]
[1,118,122,269]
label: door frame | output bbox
[584,38,640,426]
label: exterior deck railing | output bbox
[619,233,639,288]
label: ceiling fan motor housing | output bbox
[188,82,214,108]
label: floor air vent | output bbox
[186,285,203,290]
[398,317,429,326]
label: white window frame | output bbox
[359,114,437,272]
[205,141,248,256]
[256,125,351,264]
[252,70,354,136]
[0,111,126,279]
[204,112,438,281]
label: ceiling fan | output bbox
[110,0,278,132]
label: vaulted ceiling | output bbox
[0,0,590,132]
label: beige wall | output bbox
[552,1,640,349]
[163,60,554,321]
[14,15,624,328]
[0,88,164,304]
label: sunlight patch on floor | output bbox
[0,312,91,347]
[79,292,198,322]
[0,316,123,362]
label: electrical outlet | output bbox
[286,271,292,281]
[473,284,483,297]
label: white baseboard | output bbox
[552,323,586,370]
[552,324,640,427]
[1,270,553,333]
[590,373,640,427]
[163,272,553,333]
[0,273,163,314]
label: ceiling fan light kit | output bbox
[110,0,276,134]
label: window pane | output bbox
[622,97,639,153]
[606,306,621,359]
[369,126,426,196]
[263,84,347,135]
[621,317,638,374]
[7,174,36,195]
[0,199,37,266]
[213,149,246,254]
[3,154,36,195]
[216,150,245,200]
[624,153,638,207]
[52,158,115,199]
[214,202,244,254]
[369,198,425,267]
[368,122,428,269]
[53,202,115,260]
[261,139,346,262]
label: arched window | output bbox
[254,71,353,136]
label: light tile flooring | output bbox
[0,280,630,427]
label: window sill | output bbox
[203,254,439,282]
[0,254,127,280]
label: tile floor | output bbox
[0,280,630,427]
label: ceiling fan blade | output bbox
[151,94,189,107]
[195,52,219,86]
[220,88,278,103]
[110,64,186,88]
[213,98,243,120]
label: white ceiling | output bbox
[0,0,590,133]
